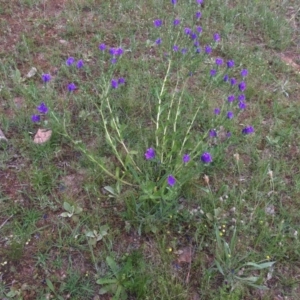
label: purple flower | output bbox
[190,32,197,40]
[111,79,118,89]
[181,48,188,54]
[196,47,201,53]
[116,47,124,56]
[99,43,106,51]
[173,45,179,52]
[111,58,117,64]
[216,58,223,66]
[213,33,221,42]
[183,154,190,163]
[205,45,212,54]
[167,175,176,186]
[239,101,247,110]
[227,60,235,68]
[196,26,203,33]
[109,48,117,55]
[118,77,125,84]
[241,69,248,77]
[66,57,75,66]
[42,73,51,83]
[223,74,229,82]
[227,132,231,138]
[184,27,192,35]
[173,19,180,26]
[194,40,200,47]
[230,78,237,85]
[228,95,235,102]
[214,108,220,115]
[171,0,177,4]
[242,126,254,135]
[227,111,234,119]
[195,11,201,19]
[154,19,162,27]
[201,152,212,163]
[210,69,217,76]
[238,94,246,101]
[145,148,155,160]
[196,0,203,4]
[209,129,217,137]
[239,81,246,91]
[68,83,76,92]
[31,115,40,122]
[155,38,162,45]
[36,102,48,114]
[76,60,84,69]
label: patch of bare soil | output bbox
[0,0,68,54]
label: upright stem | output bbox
[104,96,141,173]
[155,59,172,151]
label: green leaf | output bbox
[97,278,118,285]
[63,202,73,213]
[244,261,276,269]
[235,275,259,282]
[214,260,224,275]
[6,289,18,297]
[60,212,73,218]
[113,284,125,300]
[206,212,213,221]
[214,207,222,218]
[74,206,83,214]
[99,285,113,295]
[85,231,95,238]
[104,186,116,196]
[106,256,119,276]
[46,279,55,293]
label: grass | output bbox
[0,0,300,299]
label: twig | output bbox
[0,215,13,230]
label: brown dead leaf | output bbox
[175,246,193,264]
[33,129,52,144]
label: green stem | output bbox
[156,59,172,151]
[51,112,135,187]
[179,104,201,155]
[104,96,141,173]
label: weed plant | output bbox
[0,0,299,299]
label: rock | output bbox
[0,128,8,146]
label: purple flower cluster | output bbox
[209,129,217,137]
[216,58,223,66]
[42,73,51,83]
[145,148,155,160]
[31,102,49,123]
[173,19,180,26]
[68,83,77,92]
[111,77,126,89]
[167,175,176,186]
[66,57,84,69]
[213,33,221,42]
[98,43,124,65]
[242,126,254,135]
[153,19,162,27]
[201,152,212,163]
[183,154,190,163]
[144,148,212,186]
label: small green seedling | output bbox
[97,256,128,300]
[85,225,109,247]
[59,202,83,218]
